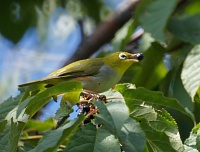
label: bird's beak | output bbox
[128,53,144,62]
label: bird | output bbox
[18,52,143,93]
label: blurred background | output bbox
[0,0,118,101]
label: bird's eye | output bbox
[119,53,127,60]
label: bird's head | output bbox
[103,52,143,75]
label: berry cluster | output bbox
[77,92,107,124]
[77,102,95,124]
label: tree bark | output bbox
[63,0,140,66]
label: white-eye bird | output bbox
[18,52,143,93]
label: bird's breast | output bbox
[78,65,122,93]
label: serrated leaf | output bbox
[168,14,200,44]
[131,105,157,121]
[94,100,129,136]
[0,94,22,121]
[65,124,120,152]
[119,117,146,152]
[138,0,177,43]
[122,87,195,123]
[132,106,184,151]
[181,45,200,101]
[30,115,84,152]
[0,118,26,152]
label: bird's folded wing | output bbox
[43,58,104,80]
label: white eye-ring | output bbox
[119,53,127,60]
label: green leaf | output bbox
[132,106,184,151]
[185,0,200,15]
[80,0,104,23]
[55,102,73,120]
[119,117,146,152]
[18,142,35,152]
[65,124,121,152]
[173,68,194,111]
[138,32,155,52]
[0,118,26,152]
[168,14,200,44]
[112,19,136,51]
[30,115,85,152]
[20,84,46,102]
[114,83,136,93]
[94,100,145,151]
[55,88,81,120]
[122,87,195,123]
[18,81,82,118]
[119,19,137,51]
[184,123,200,152]
[9,118,26,152]
[24,118,56,132]
[61,88,82,105]
[0,94,22,121]
[0,120,7,133]
[133,42,168,89]
[181,45,200,102]
[0,122,10,151]
[100,89,125,103]
[0,1,38,43]
[94,100,129,136]
[138,0,177,43]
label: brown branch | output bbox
[124,28,144,52]
[63,0,140,66]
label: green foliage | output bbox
[0,82,196,151]
[181,45,200,101]
[168,14,200,44]
[65,124,121,152]
[2,0,200,151]
[137,0,178,43]
[134,42,168,89]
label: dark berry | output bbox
[137,53,144,61]
[83,105,90,113]
[89,115,94,119]
[84,118,91,124]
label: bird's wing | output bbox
[44,58,104,80]
[18,58,104,87]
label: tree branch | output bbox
[63,0,140,66]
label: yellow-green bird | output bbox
[18,52,143,93]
